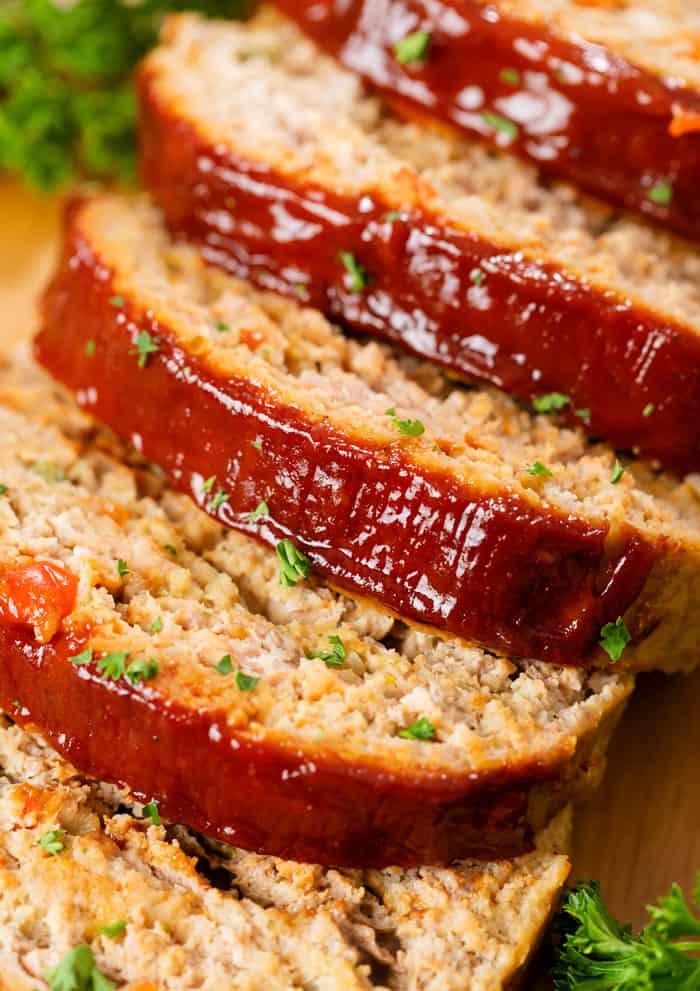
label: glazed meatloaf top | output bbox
[35,194,700,671]
[276,0,700,241]
[0,355,630,866]
[138,8,700,473]
[0,714,572,991]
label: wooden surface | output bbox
[2,178,699,932]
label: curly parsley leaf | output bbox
[46,943,116,991]
[276,538,312,587]
[599,616,630,662]
[37,828,66,855]
[305,634,346,668]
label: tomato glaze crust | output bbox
[137,61,700,477]
[275,0,700,244]
[34,200,660,668]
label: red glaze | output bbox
[276,0,700,243]
[0,622,607,865]
[0,562,78,643]
[35,202,658,667]
[138,68,700,476]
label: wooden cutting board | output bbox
[2,177,699,935]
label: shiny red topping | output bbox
[0,561,78,643]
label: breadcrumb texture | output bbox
[0,714,572,991]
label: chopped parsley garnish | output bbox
[202,475,216,493]
[97,651,129,681]
[394,29,431,65]
[246,500,269,522]
[215,654,233,675]
[109,296,124,308]
[215,320,230,332]
[117,558,129,578]
[130,330,161,369]
[0,484,7,495]
[37,828,66,856]
[339,251,368,292]
[235,670,260,692]
[599,616,630,662]
[643,402,655,417]
[575,408,591,423]
[163,543,177,556]
[100,920,127,938]
[143,800,161,825]
[150,616,163,634]
[47,945,116,991]
[32,461,66,483]
[500,67,521,85]
[386,407,426,437]
[293,283,309,298]
[384,211,406,223]
[85,339,96,357]
[610,459,625,484]
[70,647,93,666]
[276,539,312,587]
[399,717,436,741]
[126,658,159,685]
[251,439,263,453]
[648,179,673,206]
[527,461,552,478]
[481,110,518,141]
[210,489,229,511]
[533,392,570,414]
[305,634,346,668]
[469,267,484,285]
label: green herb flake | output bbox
[109,296,124,308]
[339,251,368,292]
[599,616,630,662]
[32,461,66,483]
[469,267,484,285]
[37,828,66,856]
[533,392,571,414]
[480,110,518,141]
[47,945,116,991]
[143,800,161,826]
[100,920,127,939]
[150,616,163,634]
[386,408,426,437]
[117,558,129,578]
[126,658,159,685]
[215,320,229,332]
[251,439,263,453]
[500,67,521,85]
[399,717,436,741]
[384,211,406,222]
[305,634,346,668]
[202,475,216,493]
[97,651,129,681]
[215,654,233,675]
[527,461,552,478]
[0,484,7,495]
[70,647,93,666]
[85,339,96,357]
[643,402,655,417]
[648,179,673,206]
[575,408,591,423]
[130,330,161,369]
[276,539,312,587]
[394,29,431,65]
[610,459,625,485]
[235,670,260,692]
[246,500,269,522]
[210,489,229,511]
[163,543,177,557]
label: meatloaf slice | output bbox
[0,715,572,991]
[35,194,700,671]
[276,0,700,243]
[0,355,630,867]
[138,8,700,475]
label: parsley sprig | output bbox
[46,944,115,991]
[553,878,700,989]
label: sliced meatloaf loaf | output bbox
[35,194,700,671]
[0,354,630,866]
[138,8,700,475]
[276,0,700,242]
[0,715,572,991]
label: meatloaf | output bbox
[138,8,700,475]
[0,354,630,866]
[276,0,700,242]
[0,714,572,991]
[35,194,700,670]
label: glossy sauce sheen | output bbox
[0,622,584,865]
[35,205,658,666]
[139,69,700,476]
[0,562,78,643]
[277,0,700,243]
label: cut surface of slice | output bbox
[0,715,572,991]
[138,8,700,474]
[276,0,700,242]
[0,354,630,866]
[35,194,700,671]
